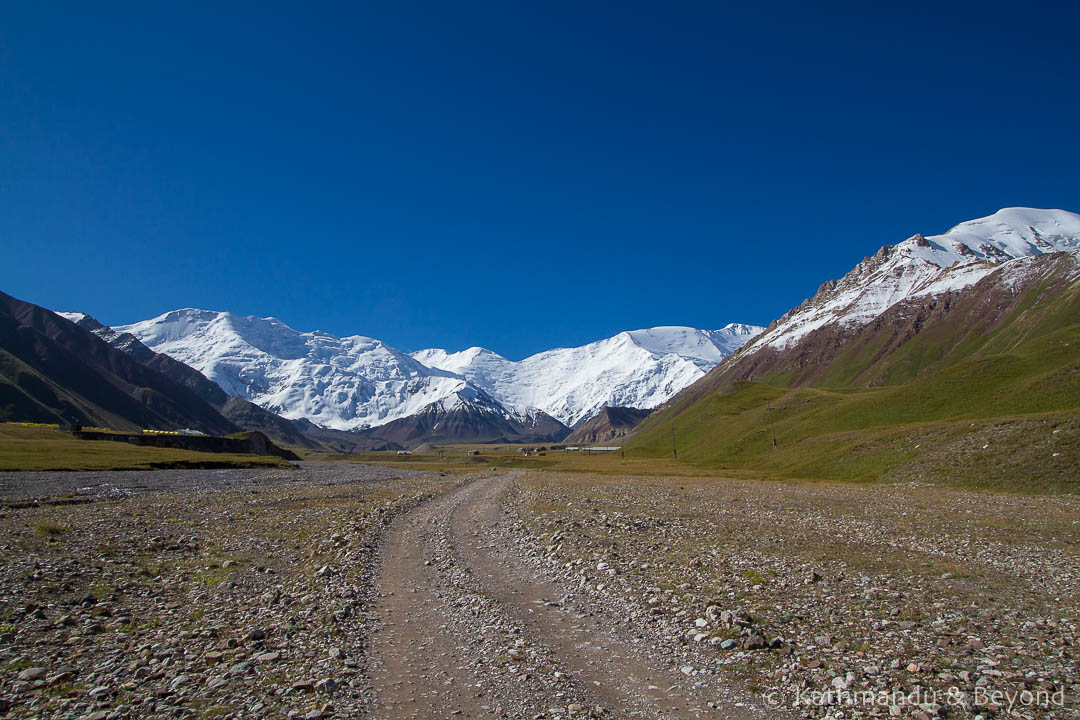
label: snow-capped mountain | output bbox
[116,310,761,433]
[116,309,490,432]
[412,323,763,426]
[742,207,1080,354]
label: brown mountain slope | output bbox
[662,251,1080,413]
[369,399,569,447]
[0,290,238,434]
[565,406,652,444]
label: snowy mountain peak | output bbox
[620,326,739,367]
[117,310,473,431]
[428,381,498,413]
[891,207,1080,270]
[718,322,762,334]
[413,324,763,426]
[55,311,91,325]
[410,346,508,377]
[742,207,1080,353]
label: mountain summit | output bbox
[116,309,475,431]
[744,207,1080,353]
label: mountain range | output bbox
[0,292,760,447]
[2,206,1076,468]
[111,312,761,437]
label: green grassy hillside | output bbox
[626,258,1080,493]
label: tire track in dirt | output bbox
[368,473,773,718]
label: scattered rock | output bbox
[16,667,45,681]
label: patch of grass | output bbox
[741,569,770,586]
[89,581,115,599]
[34,517,66,536]
[192,564,234,587]
[627,381,1078,493]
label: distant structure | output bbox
[583,446,620,454]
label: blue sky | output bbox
[2,2,1077,359]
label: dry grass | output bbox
[0,423,290,471]
[315,446,723,478]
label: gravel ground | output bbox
[505,473,1080,720]
[0,462,451,720]
[3,463,1076,719]
[0,462,426,502]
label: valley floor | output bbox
[0,466,1076,719]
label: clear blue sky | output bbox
[2,2,1077,359]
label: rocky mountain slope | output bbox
[742,207,1080,353]
[0,291,238,434]
[367,387,569,445]
[627,207,1080,490]
[413,324,762,426]
[564,406,652,444]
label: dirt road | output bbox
[367,472,774,719]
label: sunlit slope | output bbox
[627,253,1080,492]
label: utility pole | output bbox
[767,405,777,450]
[671,424,677,458]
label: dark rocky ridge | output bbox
[369,398,570,446]
[64,313,325,451]
[565,406,652,444]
